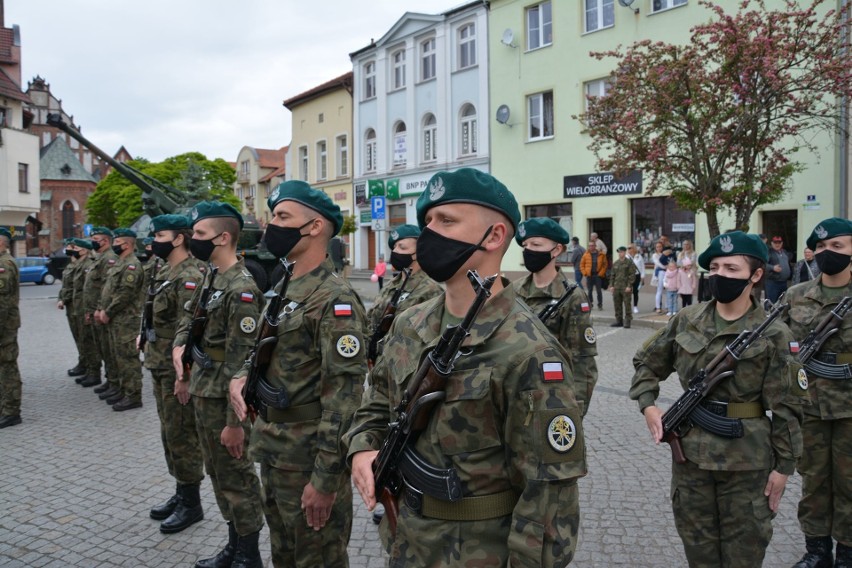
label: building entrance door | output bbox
[588,217,613,265]
[762,210,798,262]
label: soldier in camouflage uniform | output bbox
[229,180,369,567]
[83,227,119,391]
[630,231,806,568]
[172,202,264,568]
[69,239,99,385]
[96,228,144,411]
[512,217,598,416]
[346,169,587,567]
[141,215,206,533]
[0,227,22,429]
[786,218,852,568]
[58,239,85,376]
[609,246,636,328]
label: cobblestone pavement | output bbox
[0,280,805,567]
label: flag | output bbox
[334,304,352,317]
[542,362,564,382]
[240,292,254,303]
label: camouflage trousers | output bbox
[193,396,264,536]
[150,368,204,485]
[671,461,774,568]
[797,413,852,544]
[78,318,100,377]
[65,305,83,366]
[613,289,632,325]
[259,463,352,568]
[0,326,21,416]
[92,320,115,385]
[110,315,142,402]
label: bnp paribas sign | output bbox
[563,170,642,199]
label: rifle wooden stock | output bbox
[181,263,218,378]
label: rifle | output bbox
[660,298,787,465]
[367,267,412,367]
[372,270,497,536]
[138,258,161,352]
[181,263,218,379]
[242,258,295,423]
[538,278,577,322]
[797,296,852,378]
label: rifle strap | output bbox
[702,400,765,419]
[157,330,176,340]
[201,346,227,362]
[263,401,322,423]
[415,488,518,522]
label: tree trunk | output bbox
[706,206,721,239]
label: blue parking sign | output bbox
[371,196,386,220]
[83,224,93,236]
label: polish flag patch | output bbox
[542,362,564,382]
[127,264,136,270]
[240,292,254,303]
[580,302,590,313]
[334,304,352,317]
[789,342,800,354]
[185,281,197,290]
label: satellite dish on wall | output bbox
[495,104,511,125]
[501,28,516,48]
[618,0,635,6]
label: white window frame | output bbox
[528,91,554,141]
[391,48,406,91]
[392,121,407,168]
[422,114,437,163]
[584,0,614,33]
[336,135,348,177]
[584,77,612,110]
[363,61,376,99]
[298,146,308,181]
[651,0,687,13]
[458,23,476,69]
[316,140,327,181]
[526,1,552,51]
[365,129,377,173]
[460,104,478,157]
[420,38,436,82]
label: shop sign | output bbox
[564,170,642,198]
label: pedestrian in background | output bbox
[373,255,387,291]
[652,241,666,313]
[766,235,792,303]
[581,240,608,310]
[792,247,820,285]
[664,261,679,316]
[570,236,585,285]
[0,227,22,429]
[678,258,696,308]
[628,244,644,314]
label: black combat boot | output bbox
[105,392,124,405]
[112,397,142,411]
[98,386,120,400]
[80,375,101,387]
[792,536,833,568]
[150,486,179,520]
[74,374,90,384]
[67,364,85,376]
[231,529,262,568]
[836,543,852,568]
[195,522,237,568]
[93,382,110,394]
[160,483,204,533]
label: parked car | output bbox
[15,257,56,285]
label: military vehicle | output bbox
[46,113,281,290]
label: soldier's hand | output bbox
[57,301,64,310]
[220,425,244,460]
[229,377,248,421]
[301,483,336,531]
[642,406,663,444]
[172,346,185,379]
[101,313,110,325]
[352,450,378,510]
[174,379,190,405]
[764,471,788,512]
[135,335,141,351]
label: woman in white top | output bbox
[652,241,666,313]
[628,244,645,313]
[677,239,698,274]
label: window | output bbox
[18,163,28,193]
[0,107,8,127]
[652,0,687,12]
[584,78,612,110]
[365,129,377,173]
[631,197,695,260]
[526,1,552,50]
[336,135,348,177]
[316,141,327,181]
[458,23,476,69]
[422,114,437,163]
[391,49,406,90]
[298,146,308,181]
[460,104,477,156]
[318,113,324,124]
[62,201,75,239]
[421,38,436,81]
[528,92,554,141]
[248,185,256,207]
[524,204,573,263]
[585,0,614,33]
[392,122,407,168]
[239,160,249,181]
[363,62,376,99]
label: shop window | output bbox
[630,196,695,260]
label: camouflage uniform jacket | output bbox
[0,250,20,328]
[175,258,263,421]
[58,259,79,305]
[512,271,598,415]
[630,300,805,474]
[610,257,636,290]
[785,277,852,420]
[346,281,587,566]
[83,249,118,315]
[71,256,93,317]
[239,257,368,494]
[101,255,144,320]
[143,257,204,370]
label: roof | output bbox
[39,137,97,183]
[283,72,353,109]
[0,67,29,103]
[255,147,287,169]
[258,164,286,183]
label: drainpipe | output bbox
[841,0,850,217]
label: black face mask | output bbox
[152,239,176,261]
[708,274,752,304]
[523,247,556,274]
[65,248,80,259]
[111,244,125,256]
[263,219,314,259]
[190,233,223,262]
[416,226,492,283]
[815,249,851,276]
[94,240,109,252]
[390,251,414,271]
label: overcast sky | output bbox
[6,0,454,163]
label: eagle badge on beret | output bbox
[547,414,577,453]
[518,224,526,238]
[390,230,399,240]
[191,207,199,220]
[720,236,734,253]
[270,186,280,202]
[429,177,445,201]
[815,225,828,239]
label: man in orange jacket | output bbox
[580,241,608,310]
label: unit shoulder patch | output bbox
[583,327,597,344]
[240,317,257,334]
[797,368,809,390]
[547,414,577,453]
[336,335,360,358]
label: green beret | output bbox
[0,227,11,240]
[416,169,521,231]
[190,201,244,230]
[806,217,852,250]
[515,218,570,246]
[267,180,343,236]
[152,213,191,233]
[72,238,95,250]
[62,238,73,246]
[113,228,137,238]
[142,237,154,246]
[90,226,113,237]
[388,224,421,249]
[698,231,768,270]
